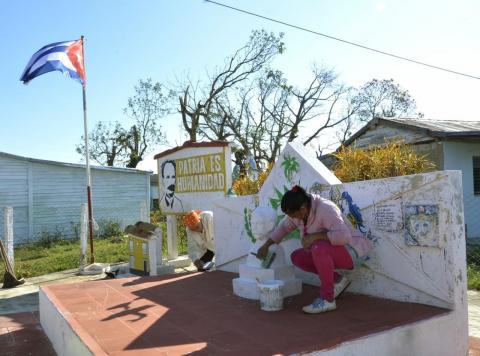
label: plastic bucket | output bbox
[258,280,284,311]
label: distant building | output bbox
[150,174,159,210]
[0,151,151,244]
[320,117,480,239]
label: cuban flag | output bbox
[20,39,86,85]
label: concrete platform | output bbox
[38,270,454,355]
[0,311,55,355]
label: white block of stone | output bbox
[239,264,296,281]
[167,255,192,268]
[157,264,175,274]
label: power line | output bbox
[205,0,480,81]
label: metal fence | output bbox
[467,238,480,267]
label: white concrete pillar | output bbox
[140,201,149,222]
[166,215,178,260]
[3,207,14,267]
[153,228,164,265]
[148,237,158,276]
[80,203,88,267]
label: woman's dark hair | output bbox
[281,185,311,214]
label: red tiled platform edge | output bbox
[40,271,449,355]
[471,336,480,356]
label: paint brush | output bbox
[251,251,276,269]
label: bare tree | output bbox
[257,70,290,163]
[267,67,359,162]
[177,30,284,142]
[206,65,424,167]
[212,70,287,165]
[212,66,358,166]
[285,66,357,146]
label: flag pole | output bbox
[81,35,95,264]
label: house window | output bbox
[474,156,480,195]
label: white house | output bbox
[0,151,151,244]
[322,117,480,239]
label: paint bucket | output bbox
[257,280,284,311]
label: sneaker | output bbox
[202,261,215,271]
[334,276,351,299]
[302,298,336,314]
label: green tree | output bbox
[334,79,423,145]
[355,78,422,120]
[121,79,170,168]
[78,79,170,167]
[76,121,126,166]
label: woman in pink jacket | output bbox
[257,185,373,314]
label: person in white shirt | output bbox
[183,210,215,271]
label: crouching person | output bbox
[183,210,215,272]
[257,186,373,314]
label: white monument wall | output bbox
[214,142,468,353]
[213,142,341,272]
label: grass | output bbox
[467,243,480,290]
[0,218,189,283]
[468,264,480,291]
[0,236,129,282]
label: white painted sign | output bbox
[155,142,232,215]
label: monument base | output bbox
[39,271,465,356]
[166,255,192,268]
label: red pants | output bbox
[291,240,354,301]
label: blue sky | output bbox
[1,0,479,172]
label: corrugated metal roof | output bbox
[384,117,480,134]
[342,117,480,147]
[0,151,152,174]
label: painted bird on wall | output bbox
[340,191,367,234]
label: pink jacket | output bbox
[270,194,373,258]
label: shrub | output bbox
[150,210,187,255]
[37,228,65,248]
[468,264,480,290]
[96,219,123,239]
[150,210,165,225]
[333,140,436,182]
[232,163,273,196]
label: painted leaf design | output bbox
[243,207,255,243]
[281,155,300,182]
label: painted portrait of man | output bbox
[160,159,184,212]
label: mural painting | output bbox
[160,159,184,211]
[404,204,439,247]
